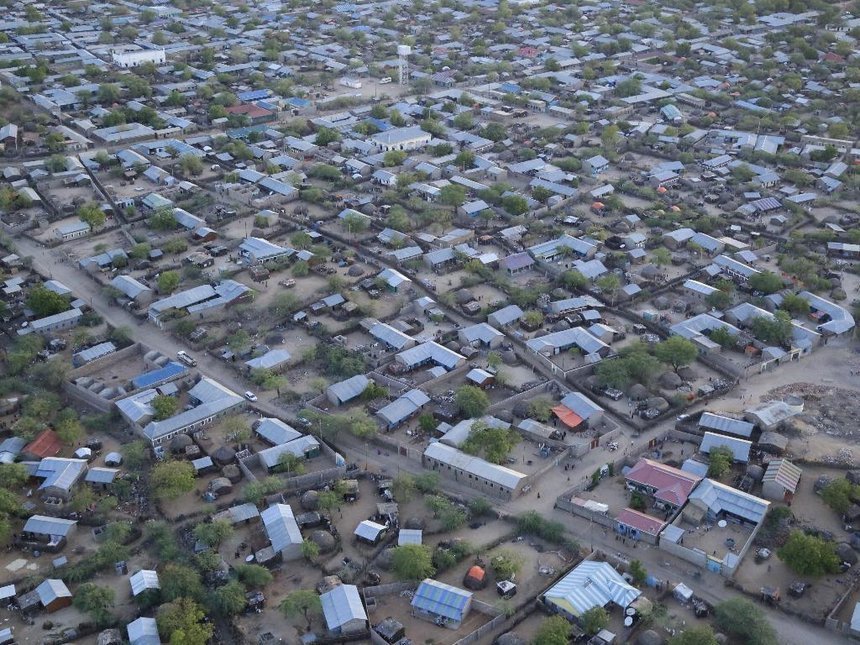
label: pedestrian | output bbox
[537,491,541,499]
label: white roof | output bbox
[354,520,387,540]
[255,418,302,445]
[689,478,769,524]
[23,515,77,537]
[398,529,423,545]
[544,561,641,618]
[129,570,160,596]
[128,617,160,645]
[699,432,752,462]
[261,503,302,553]
[423,442,526,491]
[320,584,367,629]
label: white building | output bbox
[112,49,166,68]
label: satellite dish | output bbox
[624,617,634,627]
[718,519,727,528]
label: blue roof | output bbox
[237,89,271,102]
[411,579,472,621]
[132,361,188,390]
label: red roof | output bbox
[625,458,701,507]
[224,104,274,119]
[24,429,62,459]
[616,508,666,535]
[553,405,583,429]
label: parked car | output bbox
[244,391,258,402]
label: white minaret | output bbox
[397,44,411,85]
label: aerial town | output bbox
[0,0,858,644]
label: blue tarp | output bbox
[131,362,187,390]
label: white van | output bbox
[379,77,392,84]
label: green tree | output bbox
[73,583,114,626]
[780,293,810,316]
[705,289,732,310]
[534,615,570,645]
[179,154,203,176]
[748,271,783,295]
[778,530,840,576]
[713,597,777,645]
[280,590,322,630]
[123,441,148,470]
[235,563,273,588]
[439,184,467,211]
[157,270,181,294]
[301,539,320,562]
[455,385,490,418]
[707,445,734,478]
[750,311,793,346]
[581,606,609,635]
[149,208,178,230]
[27,285,69,317]
[501,194,528,215]
[654,336,698,373]
[383,150,407,167]
[292,260,309,277]
[151,395,178,420]
[276,452,306,476]
[157,598,213,645]
[615,76,642,97]
[821,478,860,514]
[391,544,435,580]
[669,626,719,645]
[98,83,121,103]
[77,202,106,228]
[150,460,195,499]
[315,127,341,146]
[490,550,523,579]
[193,519,233,547]
[0,464,28,489]
[629,559,647,586]
[209,581,247,616]
[160,563,203,601]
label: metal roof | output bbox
[377,389,429,426]
[129,570,160,596]
[688,478,769,524]
[544,561,640,618]
[397,341,464,371]
[762,459,801,493]
[258,436,320,469]
[321,584,367,629]
[460,323,503,345]
[255,418,302,446]
[698,412,754,438]
[411,579,472,621]
[127,617,160,645]
[35,458,87,493]
[699,432,751,462]
[488,304,524,327]
[245,348,292,370]
[370,322,414,350]
[35,579,71,605]
[423,442,526,491]
[73,342,117,366]
[261,503,302,553]
[85,467,119,484]
[327,375,370,404]
[398,529,423,545]
[559,392,604,421]
[354,520,386,541]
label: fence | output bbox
[452,614,507,645]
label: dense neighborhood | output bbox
[0,0,859,644]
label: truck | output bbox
[176,351,197,367]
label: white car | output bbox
[244,391,258,402]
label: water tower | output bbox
[397,44,411,85]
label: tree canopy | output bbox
[157,598,213,645]
[455,385,490,418]
[654,336,698,373]
[713,597,777,645]
[150,460,195,499]
[391,544,436,580]
[281,590,322,630]
[778,530,840,576]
